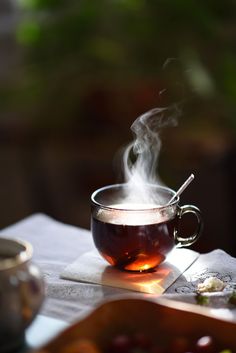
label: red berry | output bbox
[132,332,152,350]
[108,334,132,353]
[195,336,215,353]
[168,336,190,353]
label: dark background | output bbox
[1,0,236,255]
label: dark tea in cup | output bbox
[91,184,203,272]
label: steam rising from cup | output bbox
[121,105,181,206]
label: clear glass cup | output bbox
[91,183,203,272]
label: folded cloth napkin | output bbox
[61,248,199,295]
[163,249,236,322]
[165,249,236,294]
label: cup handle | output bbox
[174,205,203,247]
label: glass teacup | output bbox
[91,183,203,272]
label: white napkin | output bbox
[61,248,199,295]
[163,249,236,322]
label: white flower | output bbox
[197,276,226,293]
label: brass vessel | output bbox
[0,237,44,352]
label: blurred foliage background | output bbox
[1,0,236,254]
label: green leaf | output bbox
[228,291,236,306]
[195,293,209,306]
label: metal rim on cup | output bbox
[91,183,179,211]
[0,237,33,271]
